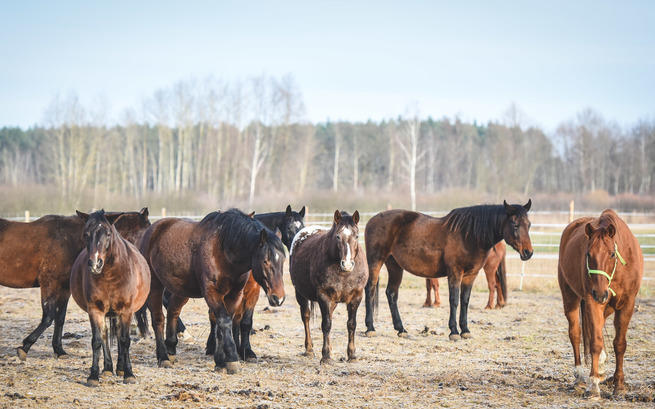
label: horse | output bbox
[140,208,286,374]
[290,210,368,363]
[423,241,508,309]
[70,210,151,386]
[558,209,642,398]
[0,208,149,360]
[364,200,533,340]
[205,205,306,361]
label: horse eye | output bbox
[610,251,616,258]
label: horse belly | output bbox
[390,246,443,278]
[0,242,42,288]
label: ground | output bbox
[0,274,653,409]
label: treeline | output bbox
[1,75,654,213]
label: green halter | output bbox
[586,242,627,297]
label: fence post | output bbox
[24,210,30,223]
[161,208,166,218]
[569,200,575,223]
[519,261,526,291]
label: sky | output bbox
[1,1,654,131]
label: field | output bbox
[0,272,653,409]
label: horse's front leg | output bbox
[458,273,475,338]
[346,293,362,362]
[205,309,216,355]
[86,311,105,387]
[447,273,462,341]
[238,307,257,362]
[584,299,605,399]
[118,312,136,384]
[317,295,336,364]
[384,257,407,336]
[206,289,240,374]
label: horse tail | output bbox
[496,256,508,302]
[105,316,119,347]
[580,299,591,365]
[134,303,149,338]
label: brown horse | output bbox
[558,209,642,397]
[70,210,151,386]
[0,208,149,360]
[290,211,368,363]
[140,209,286,374]
[364,201,533,340]
[423,241,508,309]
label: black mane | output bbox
[442,204,510,249]
[200,209,285,257]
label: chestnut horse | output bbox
[0,208,149,360]
[558,209,642,397]
[140,209,286,374]
[364,201,533,340]
[290,210,368,363]
[423,241,508,309]
[70,210,151,386]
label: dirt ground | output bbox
[0,273,653,409]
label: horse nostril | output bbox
[97,259,103,268]
[87,259,94,267]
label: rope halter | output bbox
[586,242,627,297]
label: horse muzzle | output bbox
[591,289,609,304]
[340,260,355,272]
[87,258,104,275]
[520,249,533,261]
[267,294,285,307]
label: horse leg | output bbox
[384,256,407,337]
[317,295,336,364]
[206,293,239,374]
[423,279,433,307]
[164,289,187,336]
[484,265,495,310]
[206,309,216,355]
[134,303,149,338]
[51,294,70,357]
[584,299,605,399]
[458,274,475,338]
[432,279,441,307]
[611,301,634,395]
[86,312,104,387]
[364,259,384,336]
[118,313,136,384]
[232,319,241,358]
[17,288,57,360]
[238,307,257,362]
[99,318,114,378]
[296,292,314,357]
[165,294,189,359]
[147,275,170,367]
[560,281,584,387]
[447,272,462,341]
[346,295,362,362]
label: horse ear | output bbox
[248,211,255,218]
[607,224,616,238]
[274,227,282,240]
[584,223,595,238]
[503,200,515,215]
[523,199,532,212]
[259,229,268,246]
[76,210,89,222]
[352,210,360,224]
[333,210,341,224]
[286,205,292,216]
[140,207,149,219]
[299,206,306,218]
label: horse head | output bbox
[584,222,623,304]
[330,210,360,272]
[279,205,306,250]
[75,210,123,275]
[251,228,287,307]
[502,199,533,261]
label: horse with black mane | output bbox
[290,210,367,363]
[70,210,151,386]
[364,201,533,340]
[140,208,286,374]
[558,209,642,397]
[0,208,149,360]
[424,241,508,309]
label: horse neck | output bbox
[103,227,129,276]
[479,211,507,251]
[323,226,340,262]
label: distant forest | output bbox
[1,75,654,214]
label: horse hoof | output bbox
[16,348,27,361]
[613,385,626,396]
[123,376,137,384]
[461,332,472,339]
[397,331,410,339]
[158,360,173,368]
[449,334,461,341]
[100,370,113,378]
[116,370,124,377]
[168,354,176,363]
[302,351,315,358]
[364,330,376,338]
[485,305,493,310]
[320,357,334,365]
[347,356,358,363]
[86,378,99,387]
[226,361,240,374]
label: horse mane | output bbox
[200,208,284,255]
[442,204,509,249]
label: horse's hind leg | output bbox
[51,292,70,357]
[611,300,635,395]
[484,265,496,310]
[163,289,187,336]
[17,288,57,360]
[432,279,441,307]
[206,309,216,355]
[317,295,336,364]
[458,273,476,338]
[423,279,433,307]
[165,294,189,358]
[385,256,407,336]
[147,275,170,367]
[364,257,385,336]
[296,292,313,357]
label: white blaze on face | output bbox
[294,221,302,229]
[341,228,353,265]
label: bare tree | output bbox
[396,107,423,210]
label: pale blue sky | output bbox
[1,1,653,130]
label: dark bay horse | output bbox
[290,210,368,363]
[205,205,306,360]
[140,209,286,374]
[364,201,533,340]
[0,208,149,360]
[558,209,642,397]
[424,241,508,309]
[70,210,151,386]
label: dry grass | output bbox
[0,270,654,409]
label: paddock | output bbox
[0,271,653,408]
